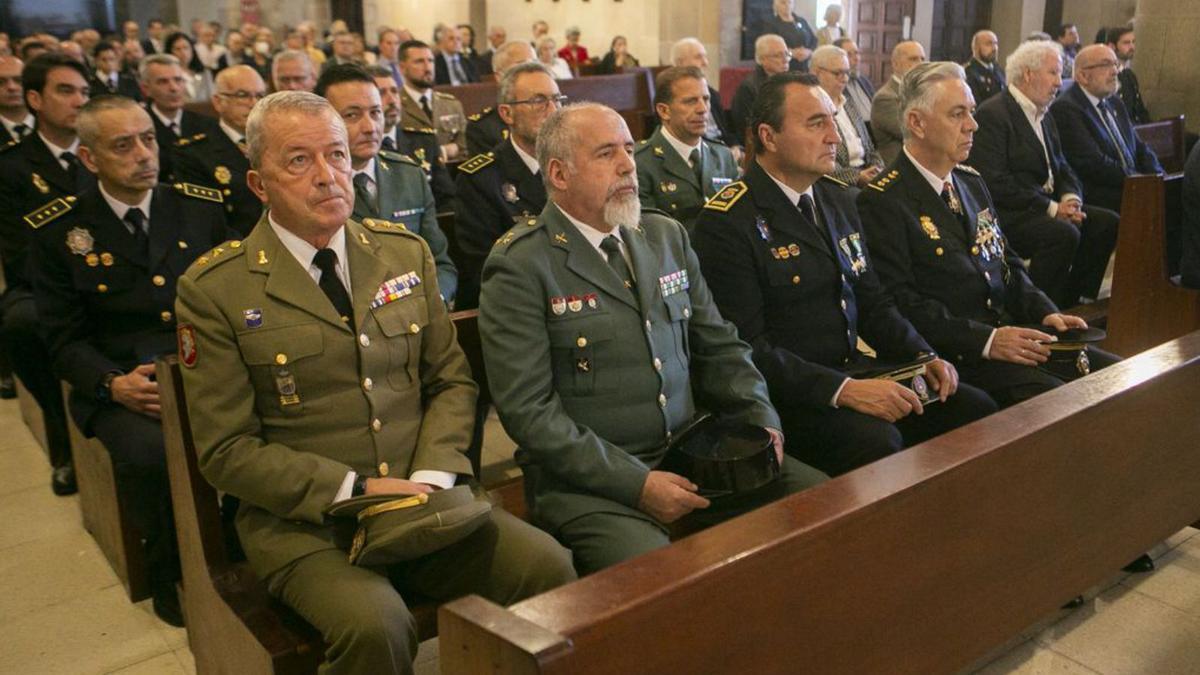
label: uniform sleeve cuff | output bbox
[982,328,998,359]
[409,470,458,490]
[830,377,851,408]
[1047,200,1059,217]
[333,471,356,503]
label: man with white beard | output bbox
[478,103,827,576]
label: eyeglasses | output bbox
[218,90,267,102]
[818,67,851,78]
[1081,61,1120,71]
[763,51,792,61]
[506,94,569,109]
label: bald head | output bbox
[492,41,535,75]
[891,41,927,78]
[972,31,999,63]
[1073,44,1120,99]
[671,38,708,69]
[213,65,266,132]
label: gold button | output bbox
[378,462,389,476]
[359,334,371,347]
[362,377,373,391]
[97,283,108,293]
[371,418,382,432]
[409,323,420,334]
[682,307,691,319]
[222,189,232,196]
[363,218,375,227]
[160,311,172,322]
[275,353,287,365]
[152,275,166,286]
[971,246,980,255]
[792,275,801,284]
[936,247,944,256]
[229,240,241,248]
[658,394,667,408]
[653,357,662,371]
[576,336,588,348]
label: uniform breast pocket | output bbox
[73,264,138,295]
[547,315,614,396]
[766,260,805,291]
[237,323,326,417]
[373,294,430,390]
[663,292,692,367]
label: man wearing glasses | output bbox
[173,65,266,235]
[1050,44,1161,214]
[454,61,562,309]
[730,34,792,146]
[812,45,883,188]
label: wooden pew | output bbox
[65,383,150,602]
[439,331,1200,674]
[1134,115,1186,173]
[1103,173,1200,355]
[158,309,513,674]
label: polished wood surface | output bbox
[1105,173,1200,356]
[1134,116,1186,173]
[440,331,1200,674]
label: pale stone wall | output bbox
[1130,0,1200,132]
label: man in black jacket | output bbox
[964,30,1005,104]
[1105,26,1150,125]
[693,73,995,477]
[433,24,479,86]
[671,38,740,154]
[1050,44,1161,213]
[730,34,792,146]
[89,41,142,101]
[138,54,218,181]
[968,40,1119,308]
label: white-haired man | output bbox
[670,37,738,149]
[968,40,1119,308]
[730,33,791,145]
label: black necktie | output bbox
[599,235,635,291]
[12,123,28,138]
[421,95,433,121]
[797,193,829,247]
[125,207,149,255]
[381,135,396,151]
[313,248,354,324]
[689,147,704,189]
[353,172,375,216]
[60,151,81,182]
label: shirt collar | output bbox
[1008,83,1045,120]
[98,180,153,223]
[557,203,623,252]
[760,163,814,208]
[38,132,78,159]
[150,103,183,128]
[510,137,539,174]
[353,157,377,183]
[0,113,34,135]
[1080,87,1104,110]
[218,118,245,145]
[403,84,430,105]
[902,146,953,195]
[268,212,350,285]
[659,125,702,163]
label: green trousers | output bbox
[266,509,576,675]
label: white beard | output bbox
[603,192,641,230]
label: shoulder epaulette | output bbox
[188,239,244,276]
[492,217,542,250]
[378,149,420,167]
[821,174,850,188]
[360,217,418,237]
[433,91,456,100]
[955,163,981,176]
[174,182,223,203]
[176,132,207,147]
[1,139,17,152]
[402,125,436,135]
[866,168,901,192]
[702,181,748,212]
[468,107,494,122]
[24,195,76,229]
[457,152,495,174]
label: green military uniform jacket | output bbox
[175,215,476,578]
[635,126,739,231]
[479,203,779,535]
[353,150,457,302]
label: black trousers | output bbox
[89,404,181,589]
[0,289,72,467]
[957,346,1122,408]
[1002,205,1119,307]
[779,382,998,476]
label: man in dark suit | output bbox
[138,54,218,181]
[693,73,995,477]
[464,41,535,157]
[1105,26,1150,125]
[763,0,818,71]
[671,38,741,153]
[730,34,792,146]
[858,61,1120,407]
[29,97,229,624]
[964,30,1005,105]
[1051,45,1161,213]
[89,41,142,101]
[172,65,265,236]
[0,55,34,145]
[871,40,927,166]
[1182,142,1200,288]
[142,19,166,55]
[968,40,1119,308]
[0,54,96,496]
[433,24,479,86]
[454,62,556,309]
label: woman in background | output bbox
[537,37,574,79]
[817,4,845,46]
[598,35,638,74]
[165,31,213,102]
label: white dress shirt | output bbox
[660,126,703,168]
[38,133,80,171]
[150,104,183,135]
[558,205,633,276]
[511,138,540,174]
[1,112,34,140]
[99,182,153,232]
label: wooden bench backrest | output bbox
[1134,115,1186,173]
[439,331,1200,674]
[1104,174,1200,355]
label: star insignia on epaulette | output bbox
[174,182,224,203]
[703,181,748,212]
[458,153,495,174]
[24,195,76,229]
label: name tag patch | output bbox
[371,271,421,309]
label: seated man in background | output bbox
[465,40,537,157]
[1050,44,1161,214]
[399,40,469,162]
[730,34,791,146]
[270,49,316,92]
[480,102,827,575]
[671,37,741,153]
[871,40,927,166]
[692,73,995,477]
[172,64,266,236]
[635,66,739,231]
[964,30,1004,105]
[812,44,883,188]
[316,63,457,303]
[176,90,574,675]
[454,61,559,309]
[139,53,218,180]
[832,37,875,127]
[30,95,229,624]
[968,40,1119,308]
[368,64,456,208]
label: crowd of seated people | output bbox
[0,12,1190,674]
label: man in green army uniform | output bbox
[636,66,740,230]
[175,91,574,675]
[316,63,458,303]
[480,103,826,576]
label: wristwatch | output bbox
[95,371,120,403]
[351,474,369,497]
